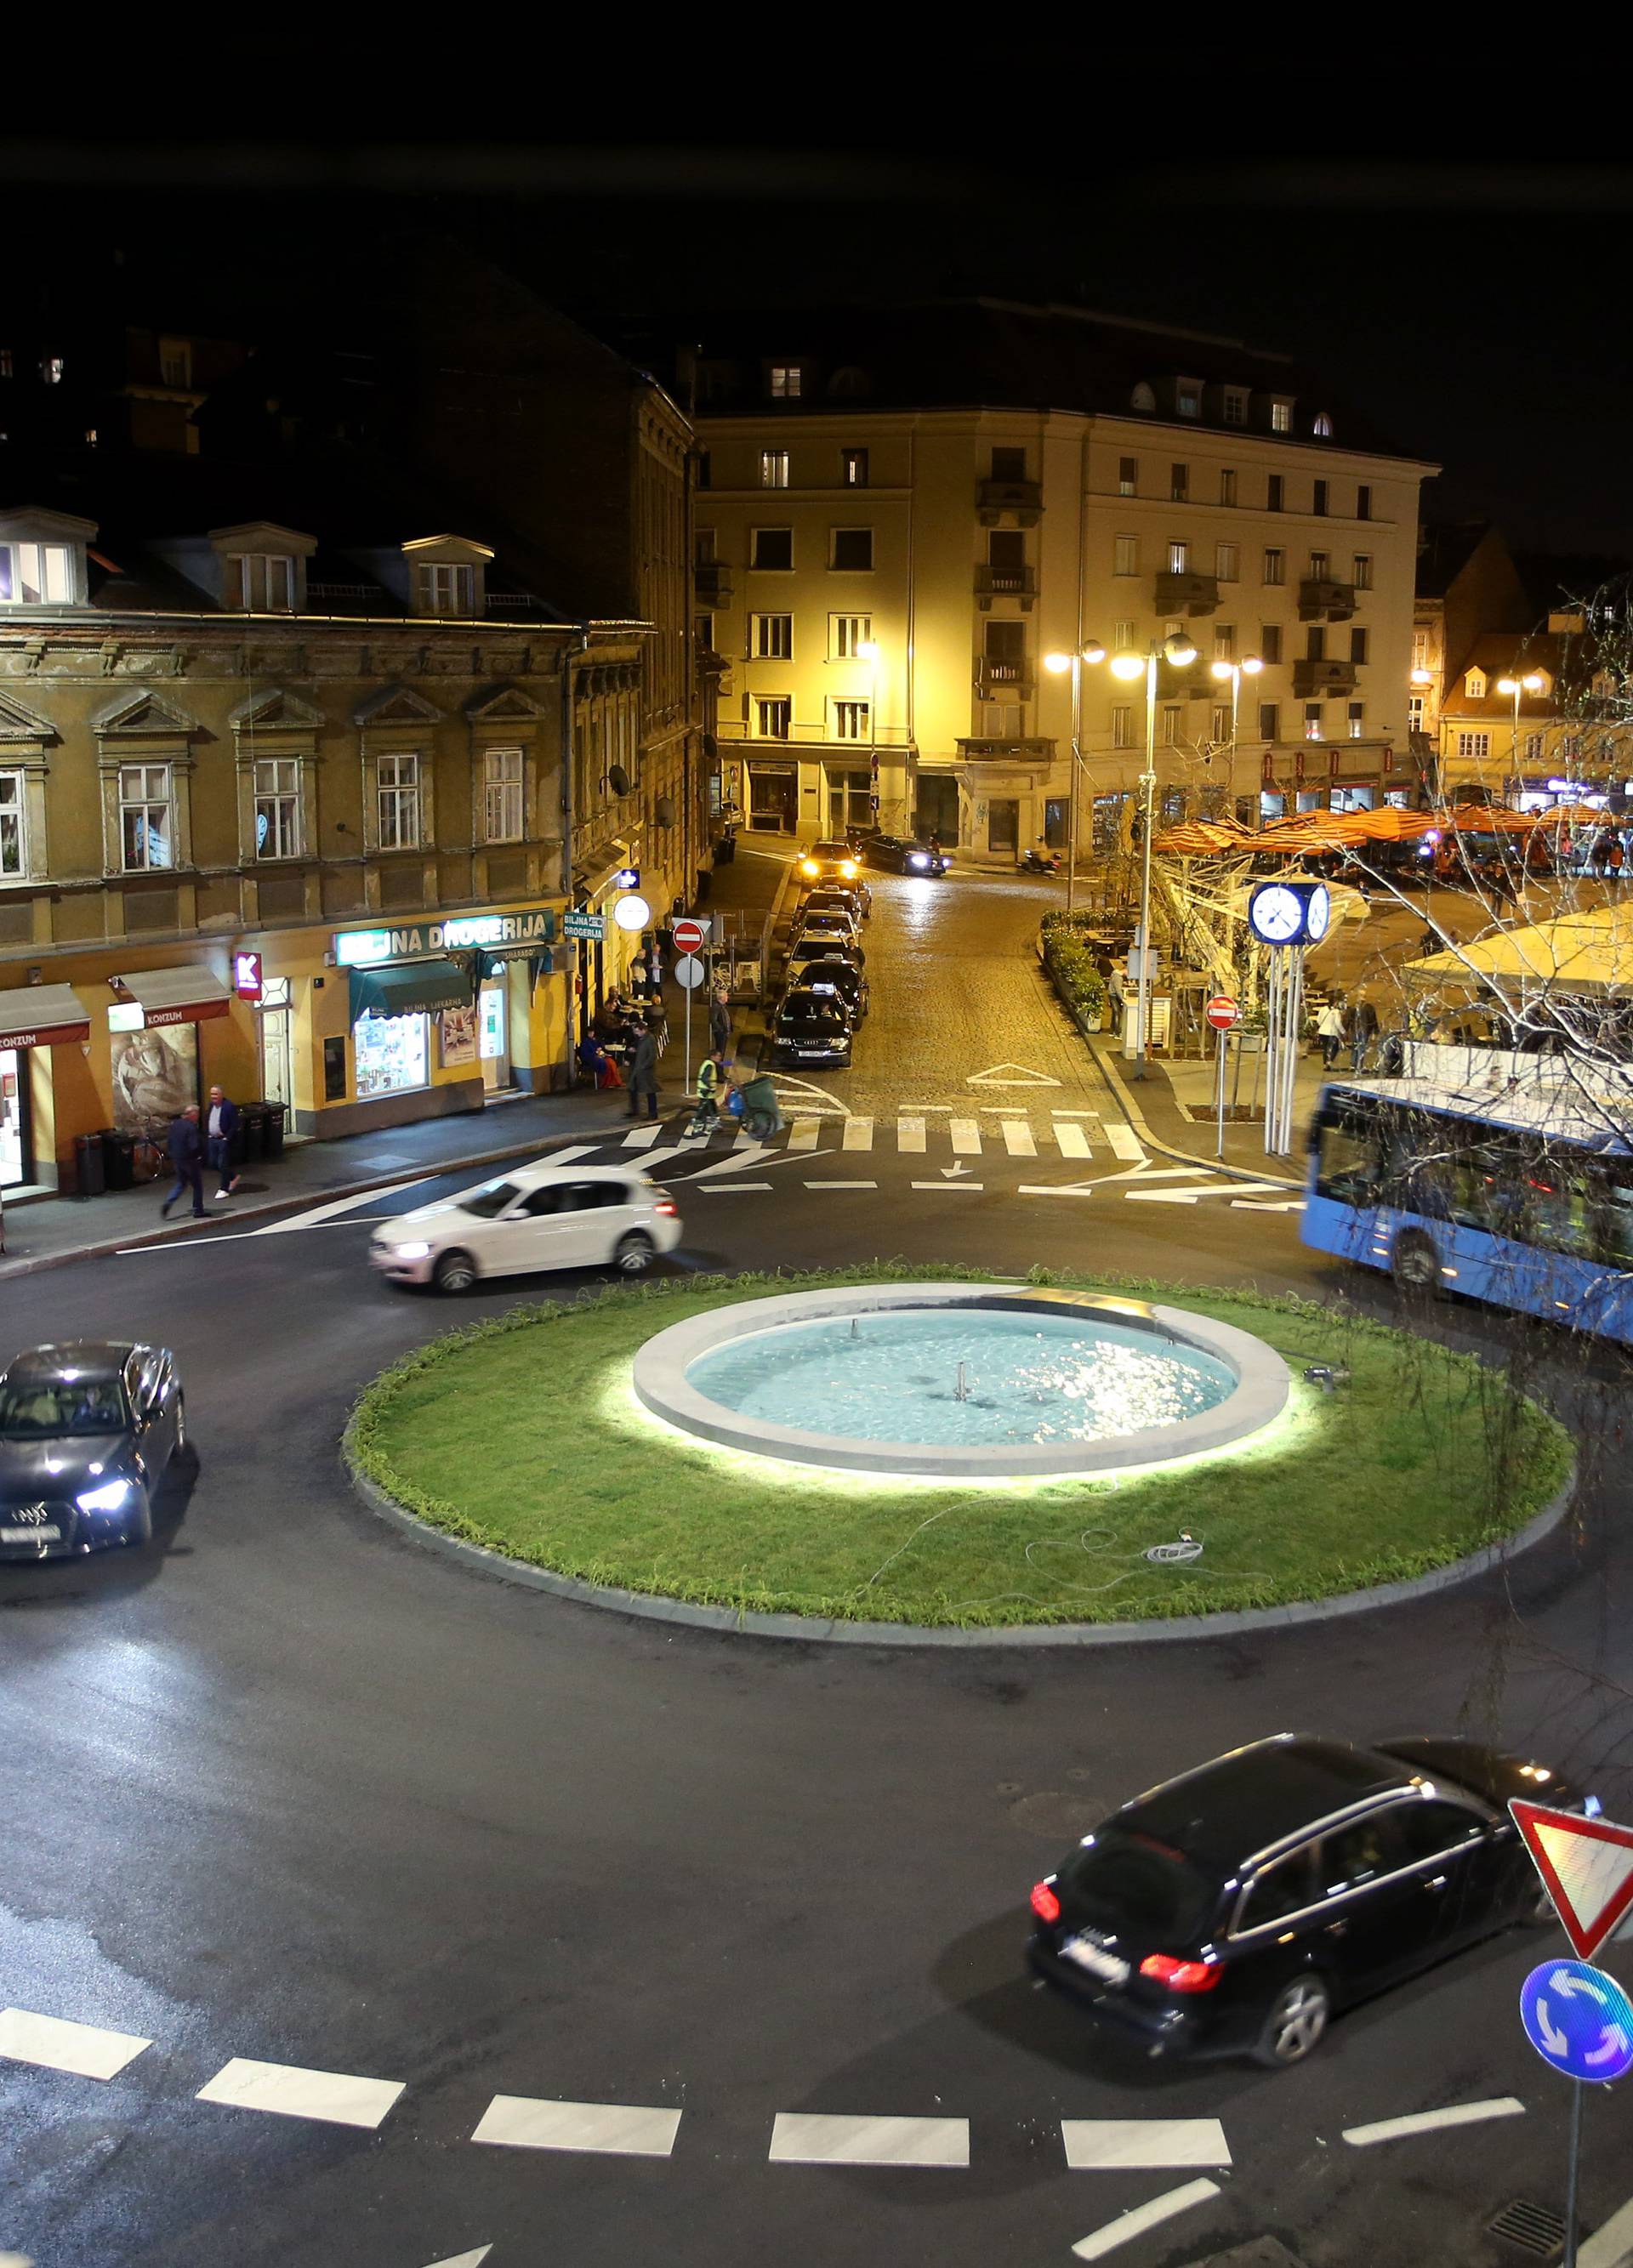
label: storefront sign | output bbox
[334,907,557,967]
[564,910,605,941]
[234,951,264,1003]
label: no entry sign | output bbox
[1205,994,1241,1031]
[672,918,708,954]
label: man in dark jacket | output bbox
[205,1083,241,1199]
[708,985,731,1057]
[160,1105,206,1219]
[626,1020,660,1120]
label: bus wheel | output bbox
[1391,1231,1442,1296]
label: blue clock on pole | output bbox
[1521,1959,1633,2083]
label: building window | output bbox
[1351,627,1368,665]
[159,338,193,389]
[1111,705,1132,747]
[1304,704,1324,741]
[1266,473,1284,512]
[1168,539,1188,573]
[84,428,98,448]
[1118,456,1138,496]
[1222,389,1248,425]
[1215,625,1236,661]
[1113,533,1139,576]
[377,753,422,850]
[0,770,25,875]
[756,696,792,738]
[1524,731,1544,763]
[41,357,64,385]
[1220,468,1238,506]
[1170,463,1188,502]
[1215,540,1239,582]
[119,764,174,870]
[1412,630,1430,670]
[752,612,793,659]
[1175,381,1201,418]
[1465,669,1486,700]
[1270,400,1292,434]
[0,350,11,378]
[1312,479,1329,516]
[1162,706,1182,744]
[1357,484,1372,521]
[1112,619,1135,652]
[750,527,793,571]
[1347,702,1365,739]
[1353,554,1373,589]
[991,445,1027,481]
[831,613,873,658]
[841,447,868,487]
[225,554,294,611]
[1260,622,1283,664]
[1457,730,1492,762]
[1212,706,1231,741]
[760,449,789,489]
[1306,628,1327,662]
[0,541,75,604]
[830,527,874,571]
[1309,549,1329,580]
[695,451,710,491]
[1262,547,1284,586]
[769,364,803,398]
[1130,381,1157,412]
[254,758,301,859]
[1313,412,1333,437]
[1408,694,1425,734]
[1258,702,1280,742]
[831,699,871,741]
[417,563,475,616]
[482,747,524,843]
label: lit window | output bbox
[1457,730,1492,761]
[831,699,871,741]
[254,758,301,859]
[119,764,174,870]
[1465,670,1486,700]
[760,449,789,489]
[1176,382,1201,418]
[84,428,98,448]
[1118,456,1138,496]
[841,447,868,488]
[0,542,75,604]
[377,753,422,849]
[1168,539,1189,574]
[1270,400,1292,433]
[1170,463,1188,501]
[1305,704,1323,741]
[0,769,26,876]
[769,365,803,398]
[1348,703,1365,739]
[40,357,64,385]
[482,747,524,844]
[1313,412,1333,437]
[753,613,793,659]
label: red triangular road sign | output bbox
[1510,1799,1633,1961]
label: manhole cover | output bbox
[1486,2198,1566,2259]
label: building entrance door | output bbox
[0,1047,30,1188]
[480,979,512,1090]
[748,767,796,832]
[259,984,293,1111]
[987,798,1020,854]
[914,776,959,845]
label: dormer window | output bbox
[0,507,94,605]
[1130,381,1157,412]
[1269,398,1294,434]
[1312,412,1334,438]
[225,554,293,611]
[208,522,314,614]
[769,364,804,399]
[401,534,492,617]
[1222,387,1249,426]
[40,357,64,386]
[1175,378,1203,418]
[159,338,193,390]
[1465,669,1486,700]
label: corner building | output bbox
[686,302,1436,860]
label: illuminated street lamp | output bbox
[1209,652,1264,756]
[1044,639,1107,912]
[1108,630,1199,1077]
[1496,670,1546,803]
[856,639,881,830]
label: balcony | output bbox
[1298,577,1357,622]
[955,736,1055,762]
[1292,657,1360,698]
[975,659,1034,702]
[715,719,913,747]
[976,479,1043,526]
[694,562,734,607]
[1154,570,1220,617]
[974,564,1038,611]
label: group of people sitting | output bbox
[577,989,669,1091]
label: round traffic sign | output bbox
[674,954,706,991]
[673,917,706,954]
[1520,1958,1633,2082]
[1205,994,1241,1031]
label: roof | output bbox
[1403,902,1633,1001]
[5,1343,133,1383]
[1438,630,1581,719]
[1329,1074,1633,1152]
[1415,520,1495,602]
[1118,1737,1408,1873]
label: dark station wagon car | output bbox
[1028,1733,1578,2067]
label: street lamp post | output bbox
[1109,630,1198,1077]
[1043,639,1107,914]
[1209,652,1264,767]
[1496,670,1545,803]
[857,639,881,833]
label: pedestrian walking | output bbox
[1347,996,1378,1072]
[687,1049,729,1136]
[625,1020,660,1120]
[1107,962,1126,1035]
[159,1104,207,1219]
[708,984,731,1056]
[204,1083,241,1199]
[1316,998,1345,1068]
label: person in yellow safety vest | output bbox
[688,1050,729,1138]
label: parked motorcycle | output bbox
[1019,848,1063,875]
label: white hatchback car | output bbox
[370,1162,683,1293]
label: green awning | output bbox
[349,958,469,1020]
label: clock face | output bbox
[1305,884,1332,941]
[1250,884,1303,943]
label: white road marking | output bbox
[422,2250,492,2268]
[842,1116,874,1151]
[1342,2098,1525,2148]
[896,1115,926,1153]
[1233,1197,1306,1212]
[1124,1188,1205,1204]
[805,1180,877,1191]
[1016,1183,1095,1199]
[1061,2118,1232,2170]
[1582,2190,1633,2265]
[768,2112,968,2168]
[470,2095,681,2157]
[1052,1123,1092,1157]
[912,1180,983,1192]
[1071,2179,1220,2260]
[967,1062,1062,1087]
[699,1183,774,1192]
[1001,1120,1037,1157]
[620,1123,665,1150]
[787,1117,822,1152]
[253,1178,438,1234]
[1102,1123,1144,1162]
[1050,1108,1101,1117]
[0,2007,151,2081]
[949,1117,982,1155]
[196,2056,405,2129]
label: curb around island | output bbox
[341,1424,1578,1652]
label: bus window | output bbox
[1315,1106,1383,1204]
[1595,1162,1633,1267]
[1514,1152,1599,1260]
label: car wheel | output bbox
[126,1493,154,1549]
[173,1394,195,1465]
[433,1248,477,1294]
[1391,1230,1442,1296]
[1253,1974,1331,2067]
[614,1231,655,1275]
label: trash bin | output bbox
[263,1100,286,1158]
[100,1128,135,1190]
[714,833,736,865]
[76,1132,106,1197]
[241,1101,267,1163]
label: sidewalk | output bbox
[1088,1031,1317,1187]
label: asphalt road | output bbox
[3,869,1633,2268]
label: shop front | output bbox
[107,965,234,1139]
[0,981,94,1192]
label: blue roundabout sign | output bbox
[1520,1959,1633,2083]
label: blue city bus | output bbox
[1301,1077,1633,1343]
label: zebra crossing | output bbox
[617,1110,1136,1166]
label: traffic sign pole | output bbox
[1203,996,1240,1162]
[1566,2078,1582,2268]
[1216,1026,1226,1159]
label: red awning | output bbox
[114,965,234,1028]
[0,982,94,1049]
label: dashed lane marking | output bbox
[0,2007,151,2081]
[470,2095,682,2157]
[196,2056,405,2130]
[805,1180,878,1191]
[1342,2098,1525,2147]
[841,1116,874,1151]
[768,2112,969,2168]
[1016,1183,1095,1199]
[699,1183,773,1192]
[1072,2179,1220,2261]
[911,1180,984,1191]
[1061,2119,1232,2170]
[1053,1123,1091,1157]
[897,1115,926,1152]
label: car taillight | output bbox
[654,1200,677,1217]
[1030,1882,1061,1924]
[1139,1953,1221,1992]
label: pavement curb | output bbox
[341,1424,1577,1653]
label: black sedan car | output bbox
[1029,1733,1575,2068]
[771,987,853,1067]
[0,1341,187,1558]
[860,833,952,875]
[784,953,868,1020]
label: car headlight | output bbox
[800,860,819,878]
[77,1478,135,1514]
[392,1241,432,1260]
[840,861,857,878]
[909,853,929,869]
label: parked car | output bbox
[794,839,863,887]
[783,953,868,1020]
[791,907,863,957]
[1027,1732,1579,2069]
[371,1162,682,1292]
[771,987,854,1067]
[861,833,953,875]
[0,1340,187,1558]
[800,881,872,923]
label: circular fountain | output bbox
[632,1283,1289,1478]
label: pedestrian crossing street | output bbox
[617,1109,1124,1163]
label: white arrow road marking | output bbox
[684,1141,831,1183]
[196,2056,405,2130]
[1072,2178,1220,2260]
[1342,2098,1525,2147]
[471,2095,681,2156]
[422,2250,492,2267]
[253,1179,441,1233]
[967,1061,1063,1087]
[1061,2118,1232,2169]
[0,2007,151,2080]
[942,1161,973,1178]
[768,2112,968,2167]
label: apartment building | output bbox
[683,302,1437,860]
[1408,523,1531,795]
[1434,618,1632,810]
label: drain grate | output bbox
[1486,2198,1567,2259]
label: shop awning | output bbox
[0,981,94,1049]
[349,958,469,1020]
[112,965,234,1029]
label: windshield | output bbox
[782,998,845,1029]
[1062,1828,1219,1947]
[459,1179,521,1219]
[0,1377,128,1437]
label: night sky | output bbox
[8,139,1631,560]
